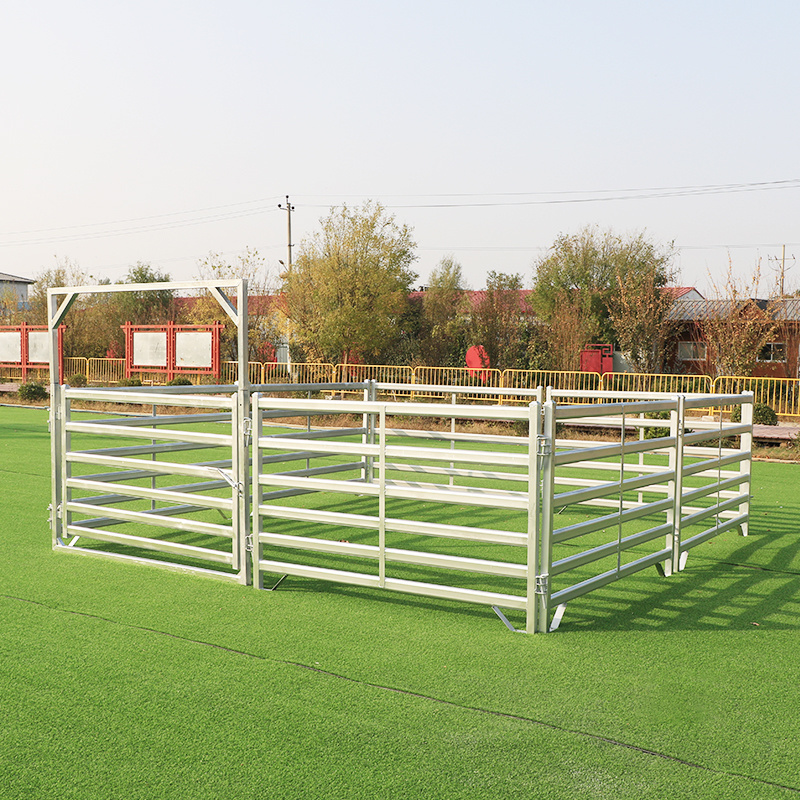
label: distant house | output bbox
[668,296,800,378]
[0,272,35,310]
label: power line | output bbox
[2,178,799,250]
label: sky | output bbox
[2,1,799,296]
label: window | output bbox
[758,342,786,362]
[677,341,706,361]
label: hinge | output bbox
[245,533,254,553]
[242,417,252,447]
[534,574,550,596]
[536,435,552,457]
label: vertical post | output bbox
[166,321,176,383]
[667,395,685,574]
[48,290,67,547]
[617,406,625,573]
[525,400,542,634]
[739,392,753,537]
[123,322,133,379]
[20,322,29,383]
[236,279,251,585]
[151,402,157,511]
[378,405,386,587]
[60,387,71,542]
[450,391,456,488]
[251,392,264,588]
[363,380,376,483]
[212,320,222,382]
[57,325,64,384]
[536,399,556,633]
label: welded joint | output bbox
[215,468,242,495]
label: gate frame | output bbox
[47,279,250,583]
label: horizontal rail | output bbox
[64,388,235,408]
[66,478,234,512]
[551,522,673,576]
[257,504,527,546]
[255,558,527,610]
[65,524,233,564]
[258,533,526,578]
[66,501,233,538]
[66,420,233,447]
[550,548,673,606]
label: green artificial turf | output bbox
[2,404,800,799]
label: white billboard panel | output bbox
[28,331,50,363]
[0,331,22,362]
[132,331,168,367]
[175,331,213,368]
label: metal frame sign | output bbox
[0,323,64,381]
[123,320,223,381]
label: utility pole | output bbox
[768,244,795,296]
[278,195,295,267]
[781,244,786,296]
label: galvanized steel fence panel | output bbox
[51,379,754,632]
[53,387,247,582]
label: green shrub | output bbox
[67,373,87,387]
[167,376,193,386]
[731,403,778,425]
[118,377,142,387]
[17,381,48,402]
[644,410,670,439]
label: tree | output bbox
[532,226,675,349]
[535,288,597,371]
[26,258,96,358]
[117,263,174,325]
[0,287,23,324]
[282,201,417,362]
[190,248,279,362]
[700,262,779,377]
[607,265,676,373]
[419,255,466,366]
[468,271,531,370]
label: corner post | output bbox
[536,399,556,632]
[525,400,542,634]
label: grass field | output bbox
[2,404,800,799]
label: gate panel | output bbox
[251,394,542,630]
[55,387,245,581]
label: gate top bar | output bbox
[48,279,245,295]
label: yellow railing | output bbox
[712,375,800,417]
[87,358,125,384]
[336,364,415,397]
[285,363,337,385]
[21,355,800,418]
[221,361,265,385]
[411,365,503,401]
[64,357,89,379]
[502,369,602,404]
[603,372,714,395]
